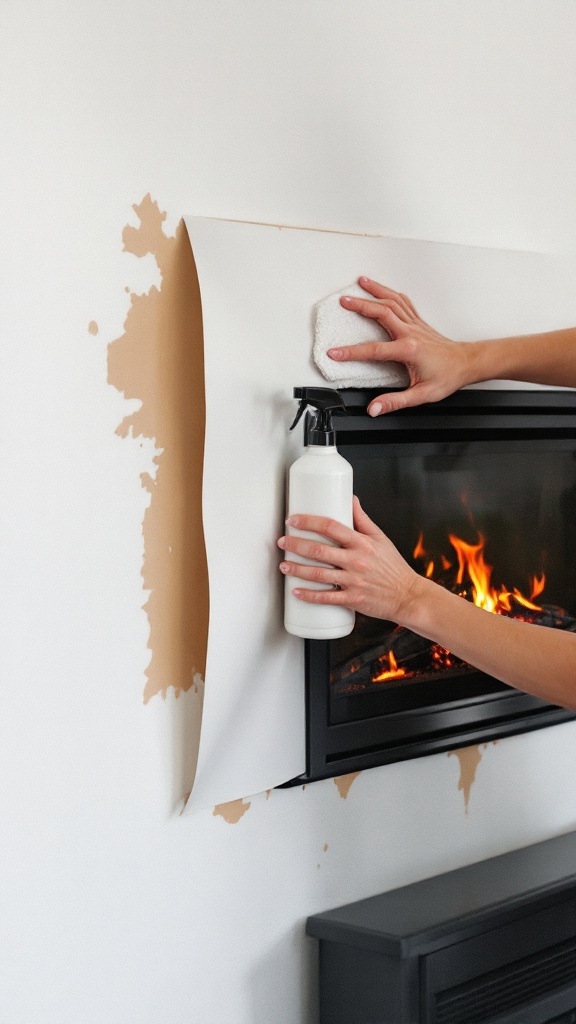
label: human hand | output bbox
[329,276,473,415]
[278,497,422,624]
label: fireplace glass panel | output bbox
[330,437,576,725]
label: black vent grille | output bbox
[434,937,576,1024]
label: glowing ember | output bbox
[431,644,456,670]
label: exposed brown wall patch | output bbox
[448,742,497,813]
[108,195,209,702]
[449,745,483,813]
[334,772,361,799]
[213,799,251,824]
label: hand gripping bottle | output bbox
[284,387,355,639]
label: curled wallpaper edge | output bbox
[182,217,311,813]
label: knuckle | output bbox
[322,520,337,540]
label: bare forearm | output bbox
[466,328,576,389]
[279,506,576,711]
[404,577,576,709]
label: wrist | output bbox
[463,336,525,386]
[460,339,497,386]
[395,570,433,630]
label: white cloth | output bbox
[312,282,409,389]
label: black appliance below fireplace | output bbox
[307,829,576,1024]
[283,389,576,787]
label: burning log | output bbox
[331,603,576,695]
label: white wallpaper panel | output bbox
[185,214,576,810]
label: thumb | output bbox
[353,496,382,538]
[368,382,432,416]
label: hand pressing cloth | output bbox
[313,282,409,389]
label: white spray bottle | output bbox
[284,387,355,639]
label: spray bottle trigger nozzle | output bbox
[289,386,347,439]
[289,400,307,432]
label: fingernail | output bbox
[340,296,354,305]
[359,276,371,284]
[286,515,299,527]
[369,402,382,417]
[292,588,302,597]
[327,348,344,360]
[277,537,286,549]
[279,562,290,574]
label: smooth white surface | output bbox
[285,446,355,638]
[185,215,576,810]
[3,3,576,1022]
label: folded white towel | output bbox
[313,283,409,389]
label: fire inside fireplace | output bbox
[282,389,576,787]
[330,521,575,699]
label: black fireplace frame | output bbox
[282,389,576,787]
[307,829,576,1023]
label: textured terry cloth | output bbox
[313,282,409,389]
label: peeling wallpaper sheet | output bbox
[184,216,576,812]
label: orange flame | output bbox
[373,649,406,683]
[371,528,546,689]
[413,532,426,559]
[530,573,546,601]
[449,532,497,611]
[415,530,545,615]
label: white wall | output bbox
[2,3,576,1022]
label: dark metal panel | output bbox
[318,943,406,1024]
[307,832,576,958]
[311,832,576,1023]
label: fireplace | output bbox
[283,389,576,787]
[307,829,576,1024]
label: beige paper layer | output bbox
[184,216,576,811]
